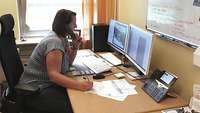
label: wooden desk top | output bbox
[67,66,187,113]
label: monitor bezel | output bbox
[107,19,129,55]
[125,24,154,76]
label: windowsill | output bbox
[16,37,43,45]
[16,30,49,45]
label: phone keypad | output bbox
[143,80,168,102]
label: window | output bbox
[19,0,82,38]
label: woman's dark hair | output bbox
[52,9,76,37]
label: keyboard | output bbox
[72,55,94,75]
[72,50,112,75]
[82,55,112,74]
[72,62,94,75]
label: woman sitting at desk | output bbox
[19,9,93,113]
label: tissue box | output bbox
[193,47,200,67]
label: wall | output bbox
[118,0,200,102]
[118,0,147,28]
[0,0,20,40]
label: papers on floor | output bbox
[193,84,200,99]
[161,106,191,113]
[189,84,200,112]
[99,53,122,66]
[87,79,137,101]
[190,97,200,112]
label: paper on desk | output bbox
[87,82,103,94]
[127,72,139,77]
[87,79,137,101]
[102,79,136,96]
[99,53,122,66]
[97,92,127,101]
[90,81,127,101]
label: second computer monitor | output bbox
[107,19,129,54]
[125,25,153,76]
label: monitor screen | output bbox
[159,72,177,87]
[107,19,129,54]
[160,72,174,85]
[125,25,153,76]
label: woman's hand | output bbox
[78,81,93,91]
[72,34,82,49]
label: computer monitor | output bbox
[107,19,129,54]
[125,25,153,76]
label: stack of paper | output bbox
[99,53,122,66]
[87,79,137,101]
[189,84,200,112]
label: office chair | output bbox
[0,14,44,113]
[0,19,1,36]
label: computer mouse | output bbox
[93,74,105,79]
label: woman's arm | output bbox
[68,47,78,65]
[46,50,93,91]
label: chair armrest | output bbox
[15,83,40,96]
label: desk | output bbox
[67,66,187,113]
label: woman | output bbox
[20,9,93,113]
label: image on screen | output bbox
[107,20,115,45]
[107,19,128,54]
[160,73,174,85]
[125,25,153,76]
[112,23,127,51]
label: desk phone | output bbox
[142,70,178,102]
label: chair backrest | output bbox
[0,14,24,95]
[0,20,2,36]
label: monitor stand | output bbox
[111,52,130,67]
[127,72,144,79]
[127,68,146,80]
[121,55,131,68]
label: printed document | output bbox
[87,79,137,101]
[99,53,122,66]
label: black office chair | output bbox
[0,14,43,113]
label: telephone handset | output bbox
[65,26,82,50]
[142,69,178,102]
[67,29,81,41]
[68,30,77,40]
[65,24,77,40]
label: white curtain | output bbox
[17,0,27,38]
